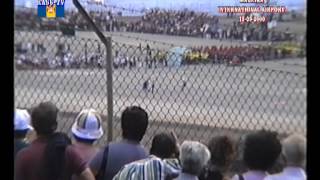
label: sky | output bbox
[15,0,306,15]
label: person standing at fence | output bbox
[264,134,306,180]
[112,132,181,180]
[231,130,282,180]
[71,109,104,164]
[176,141,211,180]
[151,82,155,94]
[199,135,236,180]
[143,79,149,92]
[182,80,187,91]
[14,109,33,159]
[89,106,149,180]
[15,102,95,180]
[150,132,180,159]
[218,27,223,41]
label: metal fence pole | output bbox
[73,0,114,142]
[106,37,113,143]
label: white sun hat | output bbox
[14,109,33,131]
[71,109,104,140]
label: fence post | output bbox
[106,37,113,143]
[73,0,114,142]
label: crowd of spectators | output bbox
[185,43,304,65]
[15,39,304,70]
[15,7,303,42]
[15,101,306,180]
[129,10,299,42]
[14,7,39,30]
[128,9,218,37]
[14,41,105,69]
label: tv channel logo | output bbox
[38,0,65,18]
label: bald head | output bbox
[282,134,306,167]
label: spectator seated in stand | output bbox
[199,135,236,180]
[175,141,211,180]
[14,109,33,159]
[231,130,282,180]
[15,102,95,180]
[15,7,300,42]
[264,134,306,180]
[90,106,149,180]
[113,132,181,180]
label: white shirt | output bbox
[264,167,306,180]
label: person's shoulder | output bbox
[92,146,101,154]
[163,158,180,167]
[15,140,29,149]
[65,144,84,158]
[15,143,35,162]
[137,144,148,156]
[263,173,283,180]
[230,174,240,180]
[15,145,28,157]
[119,141,148,155]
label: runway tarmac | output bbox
[14,64,306,134]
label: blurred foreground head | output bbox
[282,134,306,167]
[243,130,282,171]
[207,135,236,170]
[179,140,211,175]
[121,106,149,142]
[150,132,179,159]
[31,102,58,136]
[14,109,33,138]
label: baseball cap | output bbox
[14,109,33,131]
[71,109,104,140]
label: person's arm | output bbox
[78,168,95,180]
[67,146,96,178]
[89,149,104,175]
[170,131,180,158]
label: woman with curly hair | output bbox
[199,135,236,180]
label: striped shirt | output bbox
[113,156,181,180]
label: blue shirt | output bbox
[90,139,148,180]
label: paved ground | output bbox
[14,63,306,134]
[244,58,306,74]
[78,31,272,50]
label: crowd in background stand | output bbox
[185,43,304,65]
[14,39,304,70]
[14,7,305,69]
[15,7,305,42]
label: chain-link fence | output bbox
[14,30,306,149]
